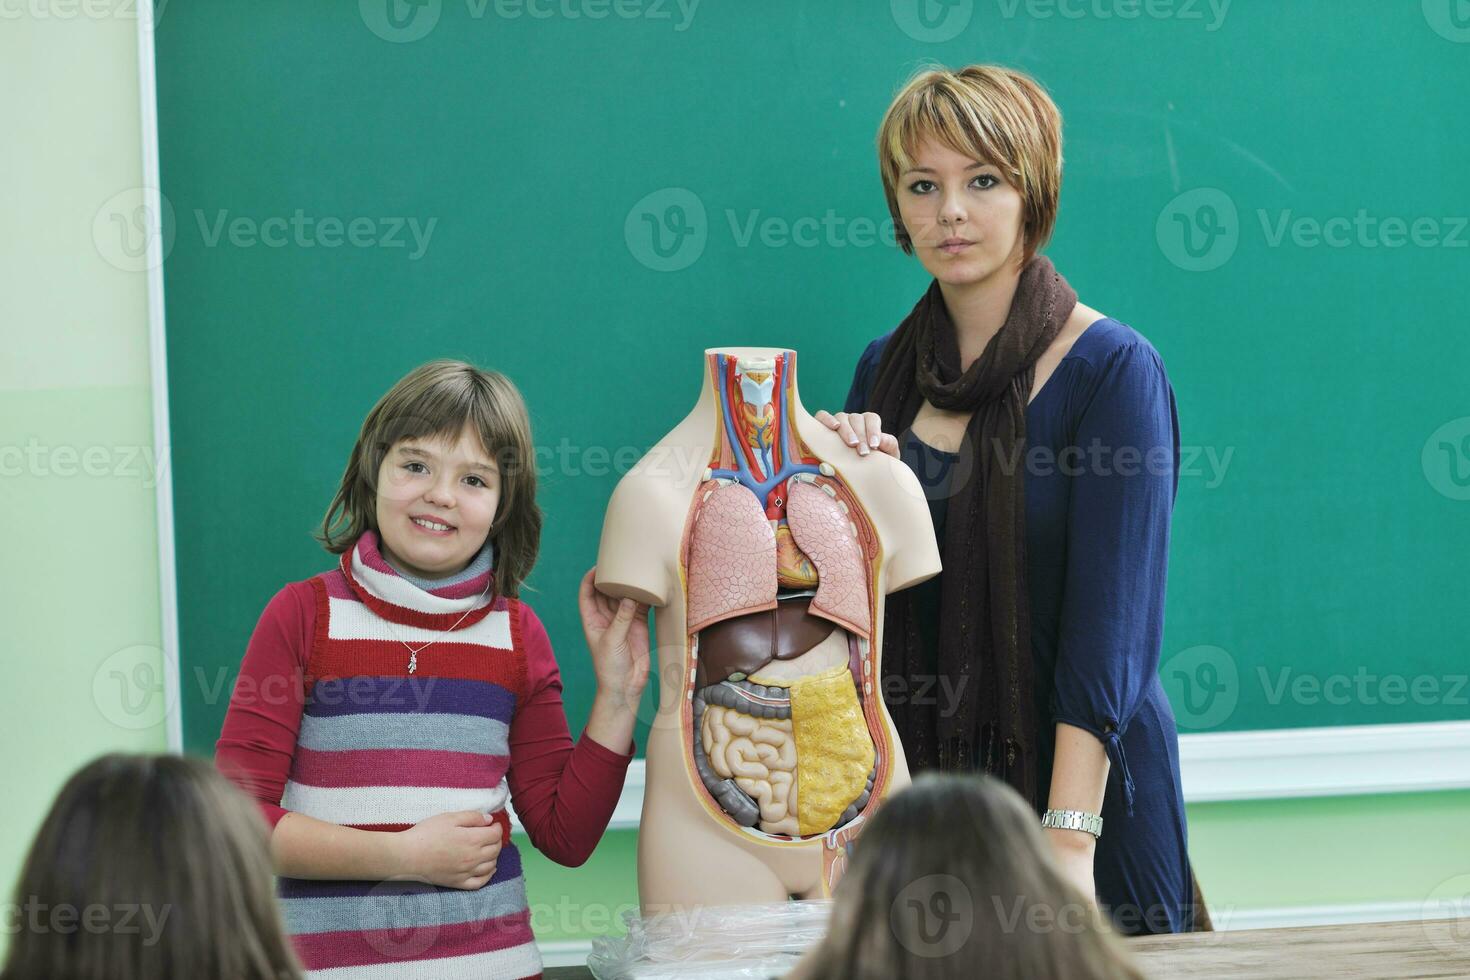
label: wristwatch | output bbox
[1042,808,1103,838]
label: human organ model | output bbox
[596,348,940,907]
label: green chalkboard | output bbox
[158,0,1470,754]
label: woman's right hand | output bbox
[396,810,503,889]
[814,410,900,458]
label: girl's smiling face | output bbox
[374,420,500,580]
[897,136,1027,287]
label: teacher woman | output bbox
[817,63,1209,935]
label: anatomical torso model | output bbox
[596,347,940,908]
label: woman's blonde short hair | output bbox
[876,64,1064,265]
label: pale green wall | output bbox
[1187,791,1470,919]
[0,4,172,962]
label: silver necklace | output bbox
[382,577,494,674]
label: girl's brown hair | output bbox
[0,753,304,980]
[791,773,1148,980]
[316,359,542,599]
[876,63,1064,266]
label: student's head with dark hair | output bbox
[0,753,304,980]
[789,773,1147,980]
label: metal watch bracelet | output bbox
[1042,808,1103,838]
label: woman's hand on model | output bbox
[815,410,900,459]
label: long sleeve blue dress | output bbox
[845,314,1198,934]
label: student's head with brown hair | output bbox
[0,753,304,980]
[316,358,543,599]
[875,63,1064,284]
[789,773,1147,980]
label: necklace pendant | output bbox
[408,652,417,674]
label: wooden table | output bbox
[1126,917,1470,979]
[547,917,1470,979]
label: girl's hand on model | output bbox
[397,810,503,890]
[578,567,651,710]
[815,410,900,458]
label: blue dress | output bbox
[845,316,1197,935]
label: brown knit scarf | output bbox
[866,254,1076,810]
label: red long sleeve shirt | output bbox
[215,580,634,867]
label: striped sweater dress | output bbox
[275,532,544,979]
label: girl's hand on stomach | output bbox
[578,567,651,711]
[814,410,900,458]
[397,810,503,889]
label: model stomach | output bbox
[688,595,877,838]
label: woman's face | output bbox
[374,420,500,580]
[895,136,1027,287]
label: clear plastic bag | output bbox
[586,900,833,980]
